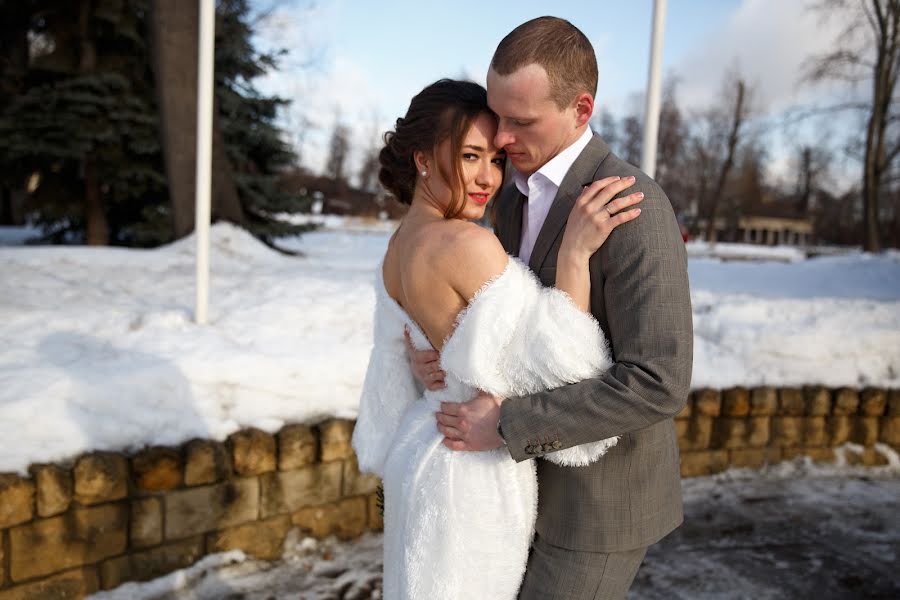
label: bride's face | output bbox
[428,112,506,221]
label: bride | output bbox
[351,79,642,599]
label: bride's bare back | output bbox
[382,218,508,352]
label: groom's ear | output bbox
[573,92,595,127]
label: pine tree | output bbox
[0,0,309,246]
[214,0,307,242]
[0,0,170,246]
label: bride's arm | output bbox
[555,176,643,311]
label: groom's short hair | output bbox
[491,16,598,109]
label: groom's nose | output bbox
[494,125,515,149]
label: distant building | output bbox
[694,215,814,246]
[279,170,408,219]
[690,193,815,246]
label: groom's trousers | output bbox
[517,533,648,600]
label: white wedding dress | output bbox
[352,257,618,599]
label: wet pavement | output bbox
[631,466,900,599]
[91,457,900,600]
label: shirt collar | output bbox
[513,126,594,197]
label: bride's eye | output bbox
[462,153,478,161]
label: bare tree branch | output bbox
[801,0,900,250]
[862,0,880,33]
[806,50,874,81]
[886,140,900,164]
[778,102,870,128]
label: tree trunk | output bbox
[79,0,109,245]
[862,34,885,251]
[806,0,899,249]
[704,80,745,243]
[860,0,900,252]
[211,110,245,224]
[83,154,109,245]
[686,144,710,238]
[150,0,244,240]
[0,3,30,99]
[862,132,882,253]
[798,147,813,214]
[1,187,12,225]
[893,184,900,247]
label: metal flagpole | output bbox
[195,0,215,325]
[641,0,667,179]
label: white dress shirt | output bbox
[514,126,594,264]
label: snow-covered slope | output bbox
[1,222,898,473]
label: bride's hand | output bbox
[559,175,643,264]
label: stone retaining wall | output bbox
[677,387,900,475]
[0,387,898,599]
[0,420,381,599]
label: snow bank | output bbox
[1,224,378,473]
[688,251,900,388]
[274,212,399,233]
[1,223,898,473]
[686,240,807,262]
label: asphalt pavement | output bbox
[630,468,900,599]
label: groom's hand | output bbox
[437,392,505,451]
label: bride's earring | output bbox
[421,170,428,178]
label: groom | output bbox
[410,16,693,599]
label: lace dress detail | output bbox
[352,257,617,599]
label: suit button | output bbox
[552,441,562,449]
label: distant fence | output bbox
[0,387,897,598]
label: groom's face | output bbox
[487,63,582,177]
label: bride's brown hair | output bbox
[379,79,501,219]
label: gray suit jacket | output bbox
[496,133,693,553]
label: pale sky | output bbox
[254,0,854,185]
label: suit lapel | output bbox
[527,134,611,273]
[495,184,525,256]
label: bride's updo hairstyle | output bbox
[379,79,497,219]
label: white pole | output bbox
[641,0,667,179]
[195,0,215,325]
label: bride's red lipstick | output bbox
[468,192,490,205]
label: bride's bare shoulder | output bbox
[426,221,509,298]
[424,220,504,263]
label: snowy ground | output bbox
[87,447,900,600]
[1,219,899,473]
[685,240,808,263]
